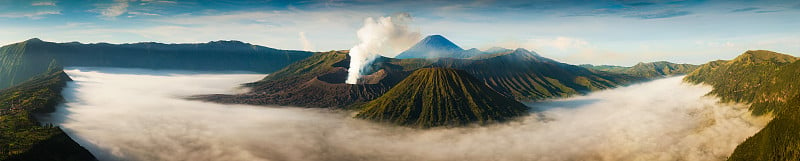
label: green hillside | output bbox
[0,65,96,161]
[0,38,312,89]
[356,68,529,128]
[685,50,797,115]
[683,50,800,161]
[581,61,698,78]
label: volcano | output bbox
[355,68,529,128]
[395,35,468,59]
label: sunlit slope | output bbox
[0,65,96,161]
[356,68,528,128]
[683,50,800,161]
[685,50,797,115]
[0,38,313,89]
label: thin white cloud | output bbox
[141,0,176,3]
[31,2,56,6]
[128,11,159,16]
[0,11,61,19]
[100,0,130,18]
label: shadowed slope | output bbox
[356,68,529,128]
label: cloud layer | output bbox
[42,68,768,161]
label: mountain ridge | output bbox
[582,61,699,78]
[0,38,313,89]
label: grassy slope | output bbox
[356,68,529,128]
[0,66,96,161]
[683,50,800,161]
[685,50,797,115]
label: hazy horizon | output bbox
[1,0,799,65]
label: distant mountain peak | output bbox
[395,35,466,59]
[506,48,541,59]
[484,47,512,53]
[416,35,462,50]
[733,50,797,64]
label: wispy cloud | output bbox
[755,10,781,13]
[128,11,159,16]
[100,0,130,18]
[629,10,691,19]
[31,2,56,6]
[731,7,759,12]
[0,11,60,19]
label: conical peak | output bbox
[417,35,462,50]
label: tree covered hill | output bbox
[0,64,96,161]
[683,50,800,161]
[685,50,797,115]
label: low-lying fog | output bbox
[42,67,768,161]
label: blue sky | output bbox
[1,0,798,65]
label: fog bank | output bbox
[44,68,766,161]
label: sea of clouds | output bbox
[40,67,768,161]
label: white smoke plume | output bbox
[298,32,315,51]
[345,13,420,84]
[42,68,769,161]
